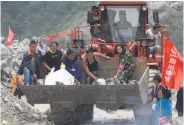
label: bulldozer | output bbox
[18,1,170,125]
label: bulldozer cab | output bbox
[97,2,148,42]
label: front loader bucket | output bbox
[19,84,142,109]
[19,57,149,109]
[97,57,119,78]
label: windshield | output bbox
[101,5,142,43]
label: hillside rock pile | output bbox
[0,39,54,125]
[1,86,54,125]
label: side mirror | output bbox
[87,11,93,24]
[153,10,159,24]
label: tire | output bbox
[76,104,94,124]
[48,103,80,125]
[48,103,93,125]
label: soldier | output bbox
[113,44,135,84]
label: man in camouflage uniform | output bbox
[114,47,135,84]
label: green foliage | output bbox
[1,1,96,39]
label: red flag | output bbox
[162,38,184,90]
[5,26,14,47]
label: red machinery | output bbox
[48,1,169,71]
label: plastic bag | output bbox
[45,64,75,85]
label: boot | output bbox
[152,54,156,60]
[152,51,156,60]
[145,47,150,60]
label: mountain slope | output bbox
[1,1,96,38]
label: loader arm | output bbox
[48,30,74,43]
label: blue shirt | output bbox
[65,58,82,80]
[153,98,172,125]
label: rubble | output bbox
[14,103,24,112]
[31,113,41,121]
[0,43,13,59]
[93,78,136,85]
[1,86,54,125]
[3,97,9,102]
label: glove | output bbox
[118,64,125,71]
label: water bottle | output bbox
[50,66,55,73]
[60,63,66,69]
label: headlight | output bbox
[99,6,105,11]
[142,6,147,11]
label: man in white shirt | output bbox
[145,24,161,60]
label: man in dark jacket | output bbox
[151,74,162,103]
[18,40,42,85]
[176,86,183,117]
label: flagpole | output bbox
[161,25,168,76]
[160,34,164,124]
[160,29,164,76]
[162,37,165,75]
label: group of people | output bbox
[17,40,135,86]
[16,37,182,125]
[151,74,183,125]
